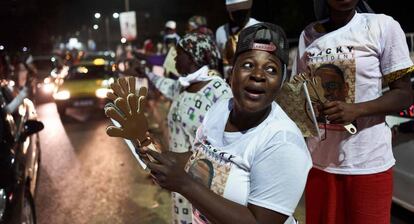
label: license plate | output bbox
[73,100,94,107]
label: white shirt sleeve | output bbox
[215,25,227,54]
[290,31,308,79]
[379,15,414,76]
[146,72,179,100]
[248,131,311,216]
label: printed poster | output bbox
[119,11,137,41]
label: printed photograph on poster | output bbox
[119,11,137,41]
[307,58,357,133]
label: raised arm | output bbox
[146,72,180,100]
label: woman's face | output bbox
[327,0,359,12]
[174,46,196,75]
[231,50,283,114]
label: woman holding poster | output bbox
[292,0,414,223]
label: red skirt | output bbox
[305,167,393,224]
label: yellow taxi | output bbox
[53,58,116,116]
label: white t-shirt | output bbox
[292,12,414,174]
[185,99,312,224]
[215,18,260,54]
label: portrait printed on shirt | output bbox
[185,139,233,224]
[305,45,356,131]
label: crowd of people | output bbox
[0,49,40,102]
[3,0,413,223]
[103,1,414,224]
[116,0,414,224]
[103,0,414,224]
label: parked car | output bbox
[387,76,414,212]
[53,58,117,117]
[0,81,44,224]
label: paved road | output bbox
[34,102,171,224]
[33,101,413,224]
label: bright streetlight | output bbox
[92,12,121,50]
[121,38,127,44]
[94,12,101,19]
[0,45,4,50]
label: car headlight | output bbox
[53,90,70,100]
[101,78,115,88]
[95,88,112,99]
[0,189,6,221]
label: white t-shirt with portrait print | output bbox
[292,12,414,174]
[185,98,312,224]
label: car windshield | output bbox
[66,65,113,80]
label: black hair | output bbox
[315,63,345,82]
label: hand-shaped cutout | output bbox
[308,75,327,104]
[107,76,137,101]
[105,87,150,146]
[293,73,326,104]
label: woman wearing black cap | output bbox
[292,0,414,223]
[141,23,312,224]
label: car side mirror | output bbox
[19,120,44,142]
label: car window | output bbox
[66,65,114,80]
[1,84,27,124]
[0,85,14,105]
[0,111,4,141]
[0,91,14,143]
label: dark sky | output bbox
[0,0,412,54]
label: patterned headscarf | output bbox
[177,33,220,70]
[188,16,207,29]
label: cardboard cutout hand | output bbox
[105,87,150,146]
[107,76,138,101]
[293,73,326,104]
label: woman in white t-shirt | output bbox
[142,23,312,224]
[292,0,414,223]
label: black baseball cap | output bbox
[233,22,289,66]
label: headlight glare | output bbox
[0,189,6,221]
[95,88,112,99]
[53,90,70,100]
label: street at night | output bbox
[1,0,414,224]
[34,103,171,224]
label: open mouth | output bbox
[244,86,266,99]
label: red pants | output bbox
[305,168,393,224]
